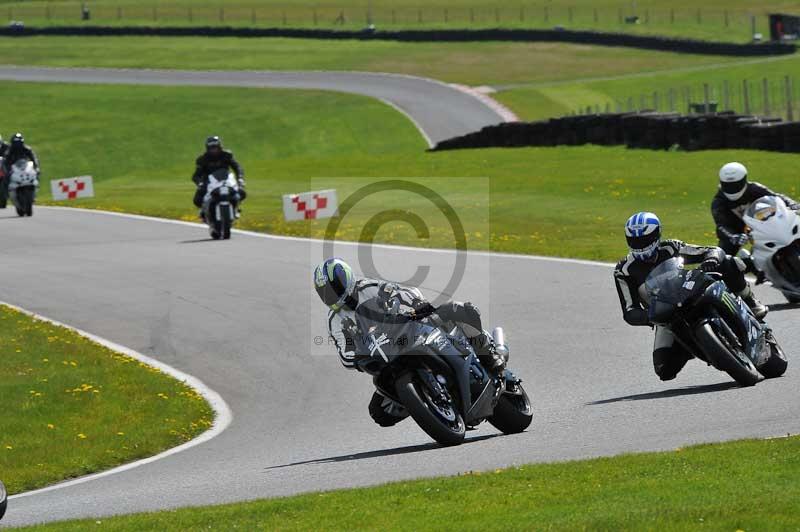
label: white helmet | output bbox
[719,162,748,201]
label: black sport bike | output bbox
[351,304,533,445]
[646,258,787,386]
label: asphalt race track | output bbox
[0,66,512,146]
[1,208,798,526]
[0,67,798,526]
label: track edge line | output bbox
[3,301,233,501]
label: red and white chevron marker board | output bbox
[282,189,338,221]
[50,176,95,201]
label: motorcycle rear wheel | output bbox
[396,371,465,446]
[488,383,533,435]
[695,322,761,386]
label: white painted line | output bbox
[4,301,233,501]
[39,205,614,269]
[378,98,434,149]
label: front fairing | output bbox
[743,196,800,267]
[645,259,703,325]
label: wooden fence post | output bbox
[785,76,794,121]
[763,78,770,116]
[743,80,751,115]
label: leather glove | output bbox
[700,257,721,272]
[731,233,750,247]
[411,301,437,319]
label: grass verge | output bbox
[3,81,800,262]
[16,435,800,530]
[0,0,789,42]
[0,36,746,87]
[0,305,214,495]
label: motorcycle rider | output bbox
[192,135,246,211]
[614,212,767,381]
[0,134,8,157]
[0,133,39,209]
[713,162,800,263]
[313,258,505,427]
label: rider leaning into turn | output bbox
[192,135,246,209]
[614,212,767,382]
[0,133,39,209]
[313,258,506,428]
[713,162,800,260]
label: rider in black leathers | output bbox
[615,212,766,382]
[192,136,246,209]
[1,134,39,209]
[314,258,505,427]
[712,162,800,257]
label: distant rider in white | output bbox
[313,258,505,427]
[712,162,800,280]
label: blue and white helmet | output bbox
[625,212,661,261]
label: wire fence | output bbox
[573,76,800,121]
[0,3,776,36]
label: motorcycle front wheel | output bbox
[488,382,533,435]
[695,322,761,386]
[395,370,465,446]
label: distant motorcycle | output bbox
[201,169,240,240]
[645,257,787,386]
[8,158,38,217]
[741,196,800,303]
[0,479,7,520]
[351,301,533,445]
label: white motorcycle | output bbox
[8,158,39,217]
[201,169,241,240]
[742,196,800,303]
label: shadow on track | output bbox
[587,381,740,405]
[766,302,800,312]
[265,434,501,470]
[178,238,217,244]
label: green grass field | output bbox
[0,305,213,495]
[0,0,791,42]
[0,35,795,121]
[2,81,798,262]
[0,36,747,87]
[17,435,800,530]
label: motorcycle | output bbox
[351,299,533,445]
[0,479,6,520]
[645,257,787,386]
[201,169,240,240]
[8,158,38,217]
[741,195,800,303]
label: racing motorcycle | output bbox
[351,300,533,445]
[201,169,240,240]
[741,196,800,303]
[0,479,6,520]
[8,158,38,217]
[646,257,787,386]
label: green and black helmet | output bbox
[313,258,356,311]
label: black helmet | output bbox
[10,133,24,147]
[313,258,356,311]
[205,135,222,149]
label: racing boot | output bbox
[739,285,768,320]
